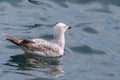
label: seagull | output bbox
[4,23,71,57]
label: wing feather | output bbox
[22,39,63,57]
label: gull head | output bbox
[54,23,71,33]
[53,23,71,49]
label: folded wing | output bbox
[4,34,63,57]
[22,39,63,57]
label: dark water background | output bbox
[0,0,120,80]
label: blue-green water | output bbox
[0,0,120,80]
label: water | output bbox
[0,0,120,80]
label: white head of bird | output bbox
[53,23,71,49]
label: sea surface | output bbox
[0,0,120,80]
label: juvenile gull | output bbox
[4,23,71,57]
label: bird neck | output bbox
[54,32,65,49]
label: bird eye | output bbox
[64,26,67,28]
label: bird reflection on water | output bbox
[5,54,64,78]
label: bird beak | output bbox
[68,26,71,29]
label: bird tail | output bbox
[3,34,22,46]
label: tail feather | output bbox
[3,34,22,46]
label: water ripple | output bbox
[82,27,98,34]
[28,0,52,7]
[70,45,106,54]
